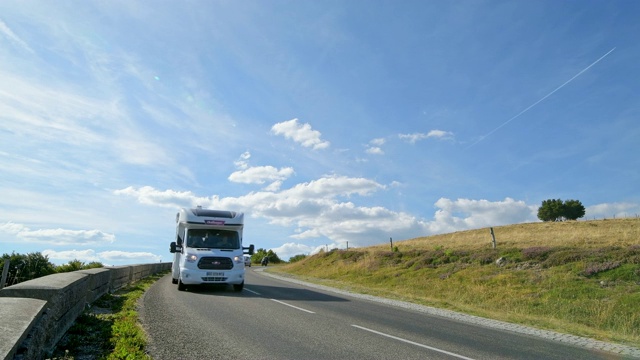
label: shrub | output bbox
[543,249,587,267]
[522,247,552,261]
[582,261,622,277]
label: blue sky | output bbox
[1,1,639,265]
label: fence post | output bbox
[1,259,9,290]
[490,227,496,249]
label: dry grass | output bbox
[387,218,640,251]
[273,218,640,347]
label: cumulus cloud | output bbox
[269,242,316,260]
[0,222,116,245]
[234,151,251,170]
[586,202,640,219]
[42,249,100,263]
[228,151,294,191]
[365,138,385,155]
[113,186,211,209]
[271,118,330,150]
[265,196,543,259]
[98,250,163,263]
[113,185,566,260]
[399,130,454,144]
[228,166,294,185]
[427,197,538,233]
[114,176,392,244]
[366,147,384,155]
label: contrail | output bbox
[467,47,616,149]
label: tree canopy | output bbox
[1,252,104,287]
[537,199,586,222]
[251,248,283,264]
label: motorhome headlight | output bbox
[233,255,244,264]
[186,254,198,262]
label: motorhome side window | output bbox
[187,229,240,249]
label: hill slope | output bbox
[273,218,640,347]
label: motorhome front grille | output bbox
[201,277,228,282]
[198,257,233,270]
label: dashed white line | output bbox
[270,299,315,314]
[352,325,476,360]
[243,288,261,295]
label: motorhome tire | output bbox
[177,278,186,291]
[233,282,244,292]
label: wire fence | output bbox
[581,214,640,221]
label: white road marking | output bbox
[243,288,261,295]
[271,299,315,314]
[352,325,476,360]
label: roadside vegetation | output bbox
[248,248,283,265]
[1,254,103,287]
[272,218,640,347]
[49,272,167,360]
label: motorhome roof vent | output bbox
[191,208,236,218]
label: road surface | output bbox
[139,268,638,359]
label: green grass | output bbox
[49,272,168,360]
[271,219,640,348]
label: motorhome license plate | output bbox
[206,271,224,276]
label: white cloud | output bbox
[586,202,640,219]
[269,242,316,261]
[228,166,294,186]
[114,177,415,248]
[365,138,386,155]
[234,151,251,170]
[263,181,284,192]
[228,151,295,191]
[41,249,162,266]
[399,130,454,144]
[113,186,207,209]
[271,118,330,150]
[365,146,384,155]
[42,249,100,263]
[370,138,386,146]
[427,130,454,139]
[0,222,116,246]
[112,183,640,258]
[427,197,538,234]
[98,250,163,264]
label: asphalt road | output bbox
[139,268,637,359]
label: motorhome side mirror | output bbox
[170,242,177,253]
[243,244,255,255]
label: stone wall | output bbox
[0,263,171,360]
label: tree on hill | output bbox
[252,248,283,264]
[563,199,586,220]
[537,199,585,222]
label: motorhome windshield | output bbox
[187,229,239,249]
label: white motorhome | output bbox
[169,207,254,291]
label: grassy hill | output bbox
[271,218,640,347]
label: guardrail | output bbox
[0,263,171,360]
